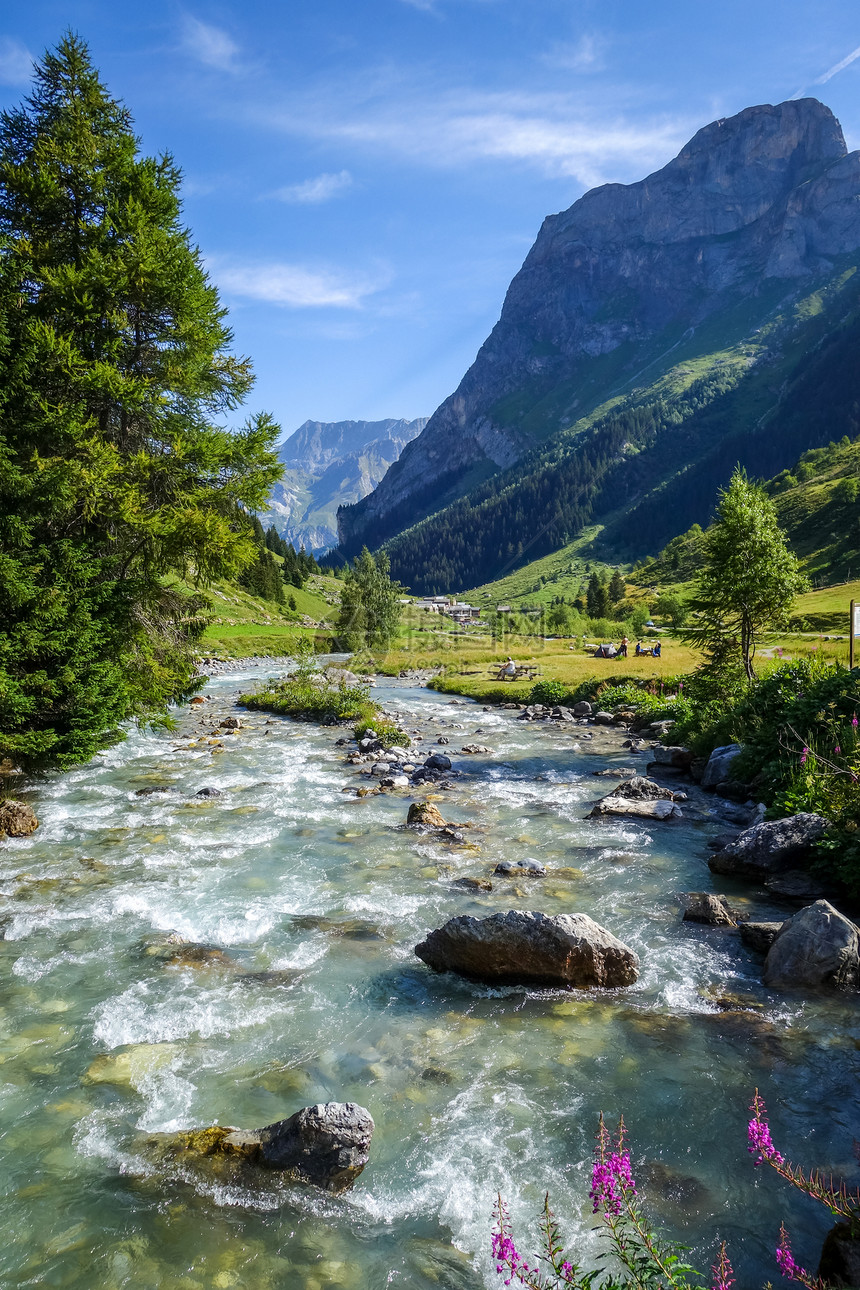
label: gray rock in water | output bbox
[593,711,615,726]
[681,893,739,926]
[415,909,639,988]
[573,701,593,716]
[650,745,694,769]
[740,921,784,954]
[701,744,743,789]
[424,752,453,771]
[607,776,681,801]
[706,831,739,851]
[151,1102,374,1194]
[709,813,827,879]
[194,787,222,798]
[763,900,860,990]
[494,859,547,878]
[765,870,835,902]
[818,1221,860,1288]
[452,876,493,892]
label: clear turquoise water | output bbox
[1,668,858,1289]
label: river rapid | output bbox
[1,666,858,1289]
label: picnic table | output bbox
[488,665,540,681]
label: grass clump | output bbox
[239,646,407,746]
[240,673,376,725]
[239,644,376,728]
[353,719,406,748]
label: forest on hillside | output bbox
[367,277,860,596]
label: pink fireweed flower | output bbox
[800,746,809,765]
[748,1092,784,1166]
[775,1224,809,1282]
[835,746,842,755]
[491,1232,528,1284]
[853,714,858,729]
[711,1241,735,1290]
[590,1149,636,1215]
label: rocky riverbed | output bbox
[1,663,858,1289]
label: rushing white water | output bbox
[1,668,858,1289]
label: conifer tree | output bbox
[0,35,282,768]
[685,469,807,680]
[335,548,402,651]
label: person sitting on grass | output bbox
[635,640,644,656]
[652,640,661,657]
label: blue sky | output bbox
[1,1,859,440]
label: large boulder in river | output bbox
[763,900,860,991]
[701,744,743,789]
[152,1102,374,1193]
[415,910,639,988]
[0,800,39,837]
[708,813,827,879]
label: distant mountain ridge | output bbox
[261,417,426,553]
[337,98,860,592]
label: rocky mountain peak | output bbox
[338,98,860,558]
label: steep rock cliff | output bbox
[339,99,860,555]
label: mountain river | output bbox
[1,666,858,1289]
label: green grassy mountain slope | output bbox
[457,431,860,626]
[636,435,860,591]
[375,263,860,595]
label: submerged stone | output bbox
[84,1042,179,1088]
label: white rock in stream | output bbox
[590,797,683,820]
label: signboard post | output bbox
[852,600,860,670]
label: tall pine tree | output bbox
[0,34,282,768]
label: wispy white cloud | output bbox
[542,34,606,74]
[791,40,860,98]
[273,170,354,204]
[0,36,33,86]
[209,258,389,308]
[813,41,860,84]
[261,82,689,188]
[181,16,242,72]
